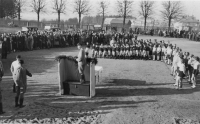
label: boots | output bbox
[0,103,5,114]
[80,75,85,84]
[13,83,16,93]
[19,98,25,108]
[15,97,19,107]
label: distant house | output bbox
[174,16,199,32]
[65,22,78,30]
[110,18,132,32]
[103,18,132,32]
[43,21,65,29]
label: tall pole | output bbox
[123,0,127,33]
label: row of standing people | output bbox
[0,31,138,59]
[85,38,176,61]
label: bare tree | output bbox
[116,0,134,32]
[53,0,66,28]
[160,1,183,31]
[98,0,109,29]
[15,0,26,24]
[138,1,155,32]
[30,0,46,27]
[73,0,91,29]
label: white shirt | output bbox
[157,47,161,52]
[188,58,195,66]
[193,61,200,70]
[110,40,116,47]
[173,55,181,66]
[10,60,21,74]
[162,47,166,52]
[172,50,176,56]
[177,62,185,72]
[167,48,172,55]
[153,47,156,52]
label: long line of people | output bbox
[0,31,139,59]
[158,29,200,42]
[87,37,200,89]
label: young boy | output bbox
[120,45,125,59]
[85,42,90,58]
[116,44,120,59]
[99,44,104,58]
[94,44,99,58]
[112,44,116,59]
[152,45,157,61]
[108,45,112,58]
[176,58,186,89]
[103,45,108,58]
[156,45,161,61]
[91,44,95,58]
[125,44,130,59]
[188,54,194,82]
[167,45,173,65]
[191,56,200,88]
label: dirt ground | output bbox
[0,35,200,124]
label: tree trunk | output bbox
[79,14,81,29]
[168,18,171,32]
[58,12,60,28]
[0,0,3,18]
[101,9,104,30]
[123,1,127,33]
[144,16,147,34]
[18,9,20,26]
[37,12,40,28]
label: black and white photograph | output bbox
[0,0,200,123]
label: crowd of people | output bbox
[0,30,139,59]
[158,29,200,42]
[86,36,200,90]
[0,29,199,115]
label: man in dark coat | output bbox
[2,35,7,59]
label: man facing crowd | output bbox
[76,43,86,84]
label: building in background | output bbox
[103,18,132,33]
[174,15,199,32]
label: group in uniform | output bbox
[87,36,200,90]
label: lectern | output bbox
[56,56,96,98]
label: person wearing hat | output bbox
[76,43,86,84]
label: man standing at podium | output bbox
[76,43,86,84]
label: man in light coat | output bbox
[10,55,22,93]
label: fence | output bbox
[0,18,43,28]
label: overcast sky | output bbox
[21,0,200,21]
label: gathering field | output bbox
[0,36,200,124]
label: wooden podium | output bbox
[57,56,96,98]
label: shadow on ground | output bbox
[96,77,200,97]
